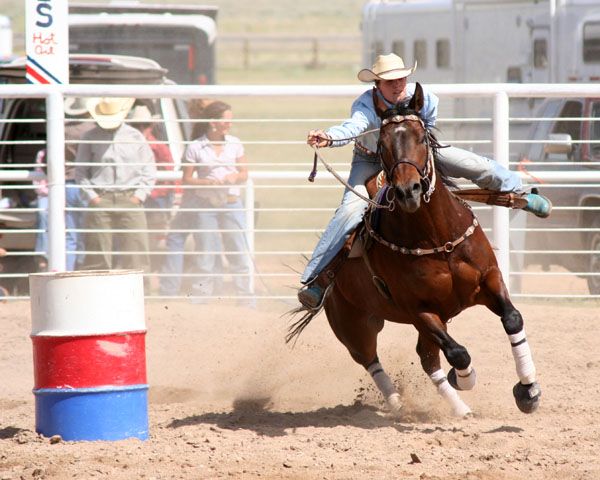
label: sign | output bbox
[25,0,69,84]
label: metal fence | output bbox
[1,83,599,302]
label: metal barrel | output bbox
[30,270,148,441]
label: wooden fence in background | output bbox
[218,34,361,70]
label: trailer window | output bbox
[436,39,451,69]
[583,22,600,63]
[533,39,548,68]
[552,101,583,142]
[392,41,405,59]
[413,40,427,69]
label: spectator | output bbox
[75,97,156,271]
[32,96,93,271]
[160,100,253,306]
[129,104,178,279]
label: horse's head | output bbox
[375,82,433,213]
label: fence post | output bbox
[493,91,510,289]
[244,178,255,294]
[46,90,67,272]
[243,38,250,70]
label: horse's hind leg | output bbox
[416,330,472,417]
[478,267,541,413]
[325,298,401,412]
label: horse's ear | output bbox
[408,82,424,114]
[372,87,387,119]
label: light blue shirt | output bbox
[326,83,438,157]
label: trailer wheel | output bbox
[587,217,600,295]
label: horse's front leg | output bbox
[325,295,402,413]
[415,321,473,418]
[478,267,541,413]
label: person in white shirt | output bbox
[160,100,253,306]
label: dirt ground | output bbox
[1,296,599,480]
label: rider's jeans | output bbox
[300,147,522,284]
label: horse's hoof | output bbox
[452,402,472,418]
[448,367,477,391]
[386,393,402,413]
[513,381,541,413]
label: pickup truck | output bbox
[517,96,600,294]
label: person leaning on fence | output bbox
[32,97,93,271]
[74,97,157,272]
[160,99,254,306]
[129,104,179,277]
[297,53,553,310]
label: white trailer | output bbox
[361,0,600,147]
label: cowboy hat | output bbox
[129,105,158,122]
[87,97,135,129]
[64,97,89,117]
[357,53,417,82]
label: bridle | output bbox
[376,112,436,203]
[365,108,479,256]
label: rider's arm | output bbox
[324,92,374,147]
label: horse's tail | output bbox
[285,306,322,345]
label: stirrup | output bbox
[298,283,334,312]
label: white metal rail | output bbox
[1,83,600,301]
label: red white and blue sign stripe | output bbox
[25,55,63,85]
[30,271,148,441]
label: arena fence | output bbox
[0,83,599,302]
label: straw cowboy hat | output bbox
[357,53,417,82]
[64,97,89,117]
[87,97,135,129]
[129,105,158,122]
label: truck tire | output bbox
[587,216,600,295]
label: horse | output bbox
[288,83,541,417]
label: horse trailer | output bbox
[362,0,600,146]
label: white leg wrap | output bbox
[456,365,477,391]
[509,330,537,385]
[430,369,472,417]
[367,362,400,405]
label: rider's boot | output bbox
[522,191,552,218]
[298,248,349,309]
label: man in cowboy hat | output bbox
[75,97,156,271]
[298,53,552,309]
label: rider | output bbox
[297,53,552,309]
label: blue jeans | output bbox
[34,181,82,271]
[301,148,522,284]
[160,196,252,297]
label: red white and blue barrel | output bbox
[30,270,148,441]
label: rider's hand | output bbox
[307,129,332,148]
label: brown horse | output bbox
[288,83,541,417]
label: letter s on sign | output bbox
[36,2,53,28]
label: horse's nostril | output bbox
[412,183,421,192]
[395,187,405,200]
